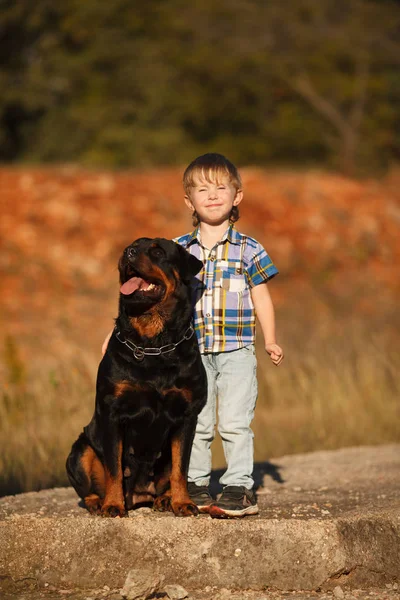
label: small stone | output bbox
[333,586,345,598]
[120,568,163,600]
[133,507,152,515]
[393,583,399,590]
[385,584,393,589]
[164,584,189,599]
[234,548,242,557]
[216,589,231,599]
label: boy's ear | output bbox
[233,189,243,206]
[184,195,194,211]
[175,243,203,281]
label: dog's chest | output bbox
[110,374,192,424]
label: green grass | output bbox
[1,312,399,496]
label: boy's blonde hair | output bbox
[183,153,241,226]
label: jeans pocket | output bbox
[243,344,255,355]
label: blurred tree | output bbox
[0,0,399,172]
[176,0,400,173]
[257,0,400,173]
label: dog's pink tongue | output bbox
[120,277,143,295]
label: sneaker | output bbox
[187,482,213,513]
[208,485,259,518]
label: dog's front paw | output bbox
[171,501,199,517]
[84,494,103,515]
[101,503,127,518]
[153,494,172,512]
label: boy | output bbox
[102,153,283,518]
[175,153,283,518]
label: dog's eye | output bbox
[150,246,165,258]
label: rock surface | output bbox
[0,445,399,600]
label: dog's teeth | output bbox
[147,283,155,290]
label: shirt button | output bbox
[236,268,242,274]
[206,313,211,317]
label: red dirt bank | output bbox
[1,166,399,365]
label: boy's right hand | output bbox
[102,329,113,356]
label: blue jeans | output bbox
[188,345,258,490]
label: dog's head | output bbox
[118,237,203,317]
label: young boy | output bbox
[175,153,283,518]
[102,153,283,518]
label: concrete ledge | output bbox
[0,445,399,593]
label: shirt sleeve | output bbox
[245,242,279,288]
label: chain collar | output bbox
[115,324,195,361]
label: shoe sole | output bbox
[189,501,213,514]
[198,504,213,514]
[208,504,259,519]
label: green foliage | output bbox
[0,0,399,172]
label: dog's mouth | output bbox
[120,271,164,298]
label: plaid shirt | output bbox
[175,224,278,354]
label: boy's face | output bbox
[184,174,242,227]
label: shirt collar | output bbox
[226,224,242,245]
[186,227,200,246]
[186,224,241,247]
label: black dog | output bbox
[66,237,207,517]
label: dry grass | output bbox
[1,310,399,496]
[211,310,400,468]
[252,318,400,461]
[0,351,95,496]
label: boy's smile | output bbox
[185,175,243,226]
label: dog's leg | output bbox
[101,437,127,517]
[66,435,105,514]
[153,486,172,512]
[169,416,199,517]
[153,460,173,512]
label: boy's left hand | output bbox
[265,343,284,366]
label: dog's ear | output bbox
[175,244,203,281]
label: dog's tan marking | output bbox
[169,436,194,514]
[102,440,125,515]
[164,387,192,404]
[130,312,165,338]
[79,446,106,511]
[81,445,106,493]
[129,257,178,338]
[114,380,138,398]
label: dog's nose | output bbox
[127,247,137,258]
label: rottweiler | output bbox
[66,237,207,517]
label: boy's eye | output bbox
[218,186,226,190]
